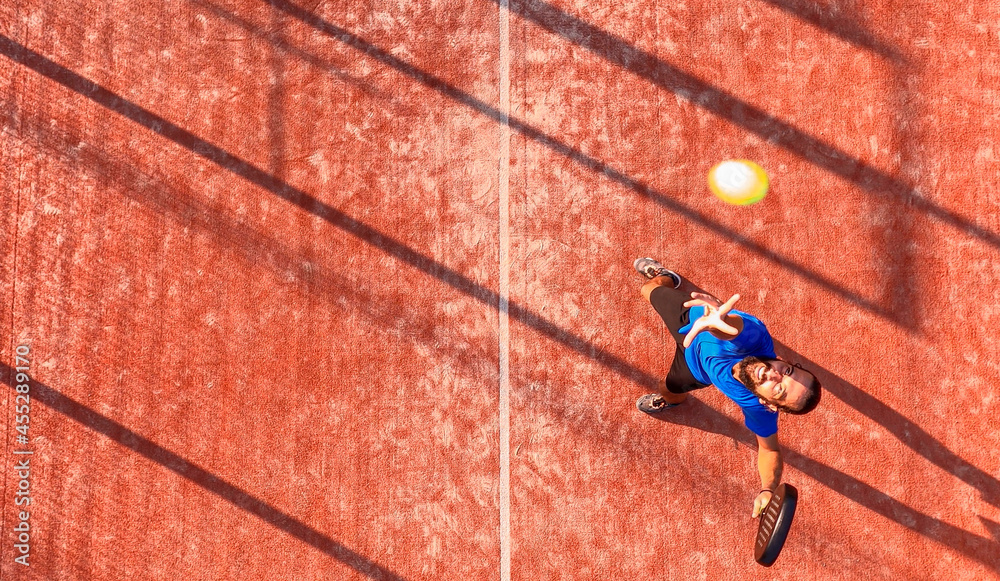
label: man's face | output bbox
[735,357,812,412]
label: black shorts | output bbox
[649,285,710,395]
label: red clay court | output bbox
[2,0,1000,579]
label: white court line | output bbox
[498,1,512,579]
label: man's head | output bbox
[734,356,822,414]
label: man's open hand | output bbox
[682,292,741,348]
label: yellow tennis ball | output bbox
[707,159,769,205]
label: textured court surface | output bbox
[2,0,1000,579]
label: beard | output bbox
[735,356,768,391]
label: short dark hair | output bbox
[784,371,821,415]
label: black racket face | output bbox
[754,483,798,566]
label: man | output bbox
[632,258,821,518]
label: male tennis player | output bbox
[632,258,821,517]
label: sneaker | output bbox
[636,393,682,414]
[633,257,681,288]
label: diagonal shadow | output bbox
[633,277,1000,567]
[775,340,1000,508]
[234,1,903,326]
[0,33,654,391]
[673,273,999,514]
[189,0,396,105]
[0,365,408,581]
[643,396,1000,568]
[757,0,908,63]
[980,517,1000,544]
[8,31,996,516]
[2,104,495,379]
[785,449,1000,567]
[520,361,1000,568]
[5,30,995,566]
[7,98,996,569]
[489,0,1000,250]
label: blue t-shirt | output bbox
[681,306,779,438]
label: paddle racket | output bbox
[754,483,798,566]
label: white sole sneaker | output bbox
[633,257,681,288]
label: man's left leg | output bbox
[634,258,709,413]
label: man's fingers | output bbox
[716,319,739,336]
[685,292,729,310]
[689,291,720,305]
[718,293,740,315]
[683,292,740,346]
[682,320,707,348]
